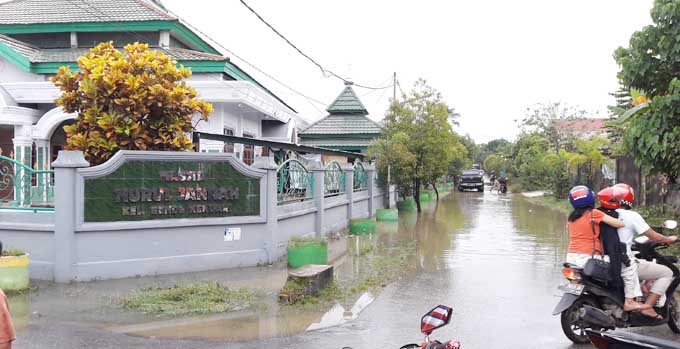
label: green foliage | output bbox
[51,42,213,165]
[369,79,469,210]
[121,281,258,316]
[519,102,588,151]
[289,236,327,248]
[0,248,26,257]
[614,0,680,177]
[483,153,510,174]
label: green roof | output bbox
[300,114,382,135]
[0,0,174,24]
[298,138,375,147]
[326,82,368,115]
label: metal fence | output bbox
[277,159,314,205]
[0,155,54,211]
[353,161,368,192]
[324,161,346,197]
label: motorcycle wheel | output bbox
[560,298,596,344]
[668,291,680,333]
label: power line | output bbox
[66,0,328,117]
[238,0,393,91]
[163,7,329,109]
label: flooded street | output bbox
[10,190,680,348]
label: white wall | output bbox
[0,56,46,83]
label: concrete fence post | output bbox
[52,151,89,283]
[253,156,279,264]
[311,165,325,238]
[365,164,376,217]
[342,163,354,220]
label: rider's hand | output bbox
[665,235,678,245]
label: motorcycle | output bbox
[399,305,461,349]
[553,219,680,344]
[498,177,508,194]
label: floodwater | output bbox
[9,189,680,348]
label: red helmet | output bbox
[614,183,635,208]
[597,186,628,209]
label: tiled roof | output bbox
[0,0,175,25]
[0,35,226,62]
[299,138,374,147]
[300,114,382,135]
[553,118,607,133]
[326,82,368,115]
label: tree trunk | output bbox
[414,179,422,212]
[432,182,439,200]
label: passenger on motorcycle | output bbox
[597,185,650,312]
[566,186,625,269]
[611,183,678,319]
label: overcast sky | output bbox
[163,0,654,143]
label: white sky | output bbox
[163,0,654,143]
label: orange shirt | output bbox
[0,289,15,345]
[568,208,605,255]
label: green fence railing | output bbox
[277,159,314,205]
[324,161,346,197]
[0,155,54,211]
[353,161,368,192]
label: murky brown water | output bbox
[10,190,680,348]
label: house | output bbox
[552,118,608,141]
[0,0,304,172]
[298,82,382,162]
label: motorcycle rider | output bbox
[611,183,678,319]
[566,185,625,268]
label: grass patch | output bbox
[283,241,416,307]
[524,195,572,213]
[1,248,26,257]
[289,236,327,248]
[121,281,259,316]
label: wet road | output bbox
[11,189,680,348]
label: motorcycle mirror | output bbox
[663,220,678,230]
[421,305,452,335]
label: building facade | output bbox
[0,0,303,179]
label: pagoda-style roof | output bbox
[326,82,368,115]
[300,114,381,135]
[0,0,174,25]
[300,82,381,139]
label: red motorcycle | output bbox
[399,305,461,349]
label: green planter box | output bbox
[376,208,399,222]
[0,254,29,291]
[397,199,416,211]
[419,192,432,202]
[349,219,377,235]
[287,242,327,269]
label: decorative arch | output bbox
[32,107,76,140]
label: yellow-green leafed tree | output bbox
[51,42,213,165]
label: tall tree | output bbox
[51,42,213,165]
[614,0,680,178]
[519,102,588,151]
[371,79,466,211]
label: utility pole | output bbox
[392,72,397,103]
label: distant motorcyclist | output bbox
[610,183,677,319]
[489,171,496,184]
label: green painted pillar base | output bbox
[0,255,29,291]
[376,208,399,221]
[349,219,377,235]
[287,243,328,268]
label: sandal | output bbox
[640,308,663,320]
[624,301,651,312]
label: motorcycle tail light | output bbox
[562,268,581,281]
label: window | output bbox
[242,132,255,165]
[223,127,234,153]
[78,31,160,48]
[8,33,70,48]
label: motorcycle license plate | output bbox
[558,283,584,296]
